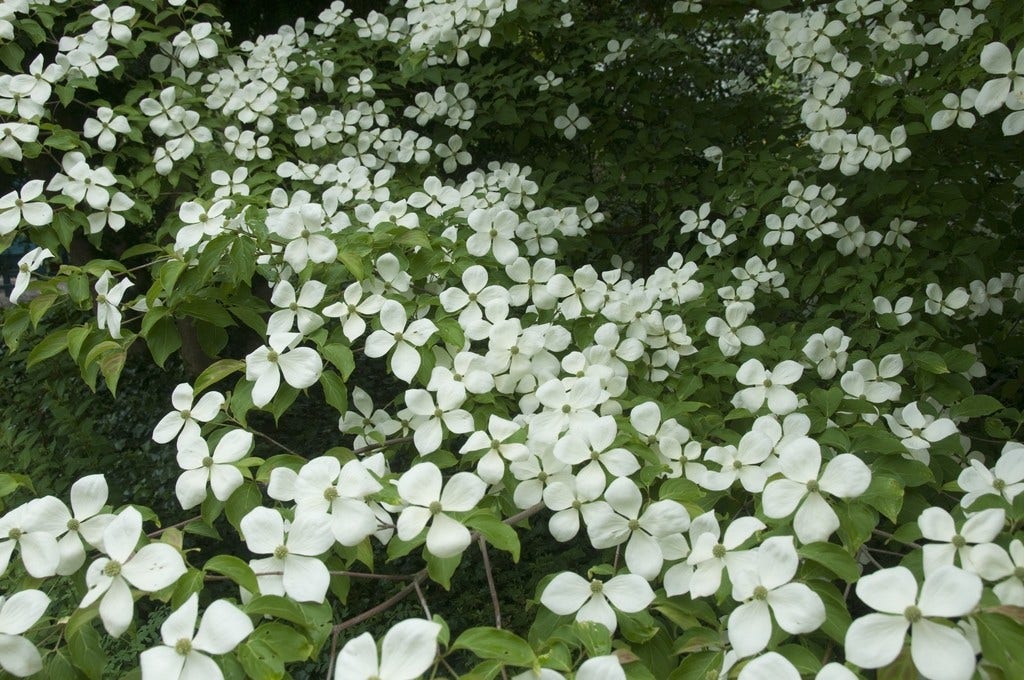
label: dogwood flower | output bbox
[552,415,639,490]
[245,332,323,408]
[80,507,186,636]
[971,538,1024,605]
[0,590,48,677]
[918,506,1004,576]
[705,303,764,357]
[95,271,133,339]
[0,180,52,234]
[140,593,253,680]
[732,359,803,415]
[152,383,225,444]
[240,507,334,602]
[872,295,913,326]
[975,42,1024,115]
[540,571,654,632]
[845,565,981,680]
[459,415,530,484]
[268,279,327,336]
[175,430,253,509]
[335,618,441,680]
[957,442,1024,508]
[727,536,825,657]
[0,496,66,578]
[554,103,591,139]
[581,477,690,579]
[665,513,764,597]
[364,300,437,383]
[701,431,775,493]
[54,475,114,575]
[396,463,486,558]
[761,437,871,543]
[802,326,850,379]
[8,247,53,304]
[323,281,386,342]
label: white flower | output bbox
[665,512,764,598]
[762,437,871,544]
[95,271,134,339]
[172,22,218,67]
[971,539,1024,605]
[0,590,48,677]
[322,281,385,342]
[56,475,114,575]
[404,387,475,455]
[975,42,1024,116]
[918,506,1004,576]
[245,332,323,408]
[140,593,253,680]
[83,107,131,150]
[175,430,253,510]
[957,442,1024,508]
[580,477,689,580]
[152,383,225,444]
[9,247,53,304]
[461,415,530,484]
[727,536,825,658]
[705,304,764,357]
[540,571,654,633]
[553,415,639,492]
[554,103,591,140]
[701,431,775,493]
[80,507,186,636]
[873,295,913,326]
[396,463,486,558]
[732,359,803,415]
[845,565,981,680]
[0,181,52,234]
[268,279,327,336]
[802,326,850,379]
[364,301,437,383]
[883,402,957,460]
[335,619,441,680]
[0,497,66,578]
[840,355,903,404]
[240,507,334,602]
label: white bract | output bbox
[395,462,486,558]
[0,590,48,677]
[540,571,654,632]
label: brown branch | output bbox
[147,515,201,538]
[332,570,429,633]
[352,435,413,455]
[479,536,502,629]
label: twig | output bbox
[872,528,921,549]
[147,515,200,538]
[413,579,432,620]
[479,536,502,629]
[333,571,429,633]
[352,435,413,455]
[227,416,302,456]
[325,627,340,680]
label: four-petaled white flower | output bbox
[396,463,486,558]
[9,247,53,304]
[245,332,324,408]
[153,383,225,444]
[917,506,1004,576]
[140,593,253,680]
[95,271,134,339]
[541,571,654,633]
[55,475,114,575]
[975,42,1024,116]
[957,442,1024,508]
[335,618,441,680]
[0,180,52,235]
[727,536,825,658]
[554,103,591,140]
[845,565,981,680]
[175,430,253,509]
[80,507,186,636]
[665,512,765,598]
[364,300,438,383]
[732,359,803,415]
[761,437,871,544]
[0,589,49,677]
[240,507,334,602]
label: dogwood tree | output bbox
[0,0,1022,678]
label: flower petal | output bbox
[379,619,441,680]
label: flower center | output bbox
[752,585,769,601]
[324,487,339,501]
[7,527,22,540]
[103,560,122,577]
[1014,566,1024,580]
[202,456,214,468]
[806,479,820,493]
[181,409,191,420]
[96,294,107,304]
[904,605,922,623]
[993,478,1006,491]
[175,638,193,655]
[561,404,571,414]
[428,501,443,515]
[627,518,641,531]
[589,579,603,594]
[537,471,548,482]
[393,331,404,342]
[951,534,966,549]
[267,350,279,363]
[712,543,727,559]
[67,518,80,531]
[273,545,289,560]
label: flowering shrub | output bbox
[0,0,1023,679]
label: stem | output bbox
[147,515,200,538]
[227,416,302,456]
[325,627,340,680]
[414,579,432,620]
[479,536,502,629]
[352,435,413,455]
[872,528,921,549]
[332,571,429,633]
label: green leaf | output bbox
[452,627,537,667]
[205,554,260,595]
[878,646,915,680]
[798,542,861,583]
[27,328,69,367]
[338,250,366,279]
[225,481,262,531]
[974,611,1024,674]
[249,622,314,663]
[28,292,58,327]
[68,623,107,680]
[100,348,128,396]
[437,316,466,349]
[46,651,78,680]
[914,351,948,374]
[237,639,285,680]
[465,512,521,562]
[194,358,246,393]
[320,370,349,413]
[860,474,905,523]
[806,580,852,643]
[951,394,1003,419]
[835,501,877,552]
[145,316,181,367]
[396,229,433,250]
[426,550,462,589]
[321,343,355,379]
[667,651,725,680]
[572,621,612,657]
